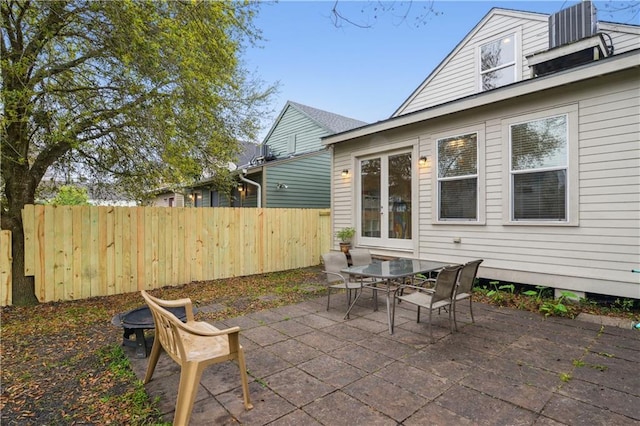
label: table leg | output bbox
[134,329,148,359]
[385,282,393,334]
[343,288,362,320]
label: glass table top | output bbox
[342,258,453,279]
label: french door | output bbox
[357,150,413,250]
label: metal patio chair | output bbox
[141,290,252,425]
[321,251,363,318]
[453,259,483,331]
[391,264,462,343]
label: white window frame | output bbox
[501,105,579,226]
[352,140,419,252]
[432,125,485,225]
[477,30,521,92]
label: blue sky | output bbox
[243,1,638,140]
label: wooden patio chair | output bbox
[141,290,252,425]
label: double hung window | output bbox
[510,115,568,221]
[437,133,478,220]
[480,33,516,91]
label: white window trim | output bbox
[431,124,486,225]
[501,105,579,226]
[476,28,522,92]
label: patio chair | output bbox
[347,248,384,308]
[391,264,462,343]
[321,251,363,318]
[453,259,483,331]
[140,290,252,425]
[348,248,374,267]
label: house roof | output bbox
[236,141,261,167]
[391,6,640,118]
[261,100,367,143]
[322,49,639,145]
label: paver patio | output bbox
[125,292,640,425]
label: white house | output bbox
[323,3,640,299]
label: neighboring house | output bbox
[188,141,262,207]
[193,101,367,208]
[323,3,639,299]
[149,190,185,207]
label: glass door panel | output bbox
[361,158,381,238]
[388,153,411,240]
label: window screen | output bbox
[438,133,478,220]
[510,115,567,221]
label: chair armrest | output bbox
[393,284,433,295]
[179,321,241,337]
[323,270,347,283]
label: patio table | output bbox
[341,258,453,334]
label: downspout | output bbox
[239,171,261,208]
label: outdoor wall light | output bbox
[238,183,245,192]
[418,156,428,167]
[341,169,349,177]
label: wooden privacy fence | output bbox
[0,205,331,306]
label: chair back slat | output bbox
[321,252,349,283]
[349,249,372,266]
[141,291,187,363]
[432,265,462,303]
[458,259,483,294]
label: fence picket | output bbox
[3,206,330,305]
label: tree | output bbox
[1,0,274,305]
[48,185,90,206]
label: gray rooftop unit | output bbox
[549,1,598,49]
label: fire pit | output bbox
[111,305,189,358]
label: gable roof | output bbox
[392,6,640,118]
[323,49,639,145]
[392,7,547,118]
[262,100,367,143]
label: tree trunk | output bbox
[9,219,38,306]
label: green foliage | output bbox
[522,285,549,302]
[540,291,578,317]
[2,0,275,304]
[49,185,91,206]
[336,227,356,242]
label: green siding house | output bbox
[193,101,366,208]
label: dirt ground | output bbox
[1,267,327,425]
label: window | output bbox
[510,115,567,221]
[437,133,478,220]
[287,134,296,154]
[480,33,515,91]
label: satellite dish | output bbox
[228,162,237,171]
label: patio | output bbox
[126,292,640,425]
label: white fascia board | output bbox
[323,51,639,146]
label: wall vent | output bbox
[549,1,598,49]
